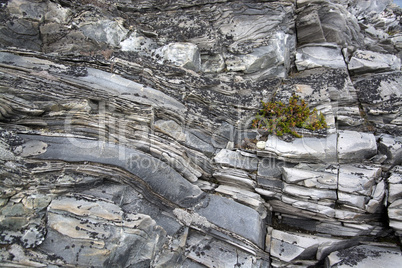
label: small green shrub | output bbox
[251,95,327,138]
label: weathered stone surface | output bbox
[0,19,42,50]
[79,19,128,48]
[349,0,393,18]
[264,134,337,163]
[270,229,346,263]
[325,244,402,268]
[7,0,47,21]
[155,42,201,72]
[120,31,156,53]
[19,140,48,157]
[281,195,336,218]
[154,119,186,142]
[215,185,266,216]
[40,195,166,267]
[283,183,337,201]
[296,44,347,71]
[338,164,381,196]
[225,31,293,78]
[214,149,258,171]
[388,166,402,235]
[278,67,358,107]
[337,130,377,161]
[201,53,225,73]
[195,194,265,248]
[296,8,326,45]
[389,166,402,203]
[213,168,256,190]
[348,50,401,74]
[338,191,368,210]
[334,106,365,127]
[389,199,402,223]
[184,230,269,268]
[296,0,363,47]
[365,179,386,213]
[282,166,337,189]
[378,134,402,165]
[0,202,46,248]
[352,71,402,135]
[185,129,216,156]
[0,142,14,161]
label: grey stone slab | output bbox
[225,31,292,78]
[195,194,264,248]
[0,143,15,161]
[79,19,128,47]
[352,71,402,134]
[155,42,201,72]
[214,185,266,217]
[378,134,402,166]
[264,134,337,163]
[326,244,402,268]
[388,166,402,184]
[0,19,42,51]
[283,184,337,201]
[270,229,345,263]
[185,130,215,156]
[296,44,347,71]
[277,67,358,107]
[40,195,167,268]
[389,199,402,225]
[338,191,368,210]
[185,230,268,268]
[213,168,256,189]
[214,149,258,171]
[201,53,225,73]
[211,122,235,149]
[82,182,182,235]
[348,50,401,74]
[258,158,293,179]
[154,120,186,142]
[120,31,157,53]
[257,177,283,191]
[282,166,337,189]
[7,0,48,21]
[338,164,381,196]
[296,9,326,45]
[0,52,186,114]
[20,140,48,157]
[296,1,363,47]
[366,180,386,213]
[337,130,377,162]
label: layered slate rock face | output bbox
[1,0,402,267]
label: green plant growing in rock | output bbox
[251,95,327,138]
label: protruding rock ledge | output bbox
[262,134,337,163]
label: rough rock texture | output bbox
[325,244,402,268]
[1,0,402,267]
